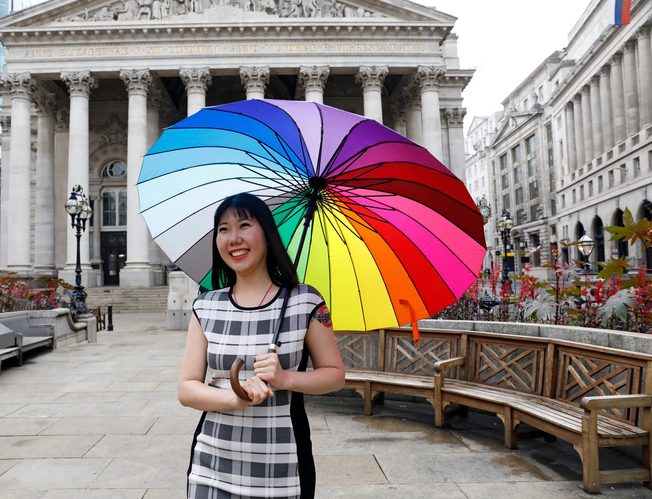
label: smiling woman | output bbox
[178,192,345,499]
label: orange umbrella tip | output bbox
[399,298,420,345]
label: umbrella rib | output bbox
[320,193,386,232]
[241,154,307,193]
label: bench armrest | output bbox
[433,356,466,373]
[580,394,652,411]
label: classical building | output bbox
[0,0,472,293]
[550,0,652,272]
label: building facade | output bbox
[0,0,472,291]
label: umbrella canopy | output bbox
[138,99,486,332]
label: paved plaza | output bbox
[0,313,651,498]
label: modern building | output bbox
[0,0,472,324]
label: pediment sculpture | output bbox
[56,0,383,22]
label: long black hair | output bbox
[211,193,299,290]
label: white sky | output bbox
[417,0,592,128]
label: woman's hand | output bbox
[240,375,274,406]
[253,351,289,390]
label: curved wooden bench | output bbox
[337,327,652,493]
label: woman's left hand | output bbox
[253,352,289,390]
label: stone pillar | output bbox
[147,85,166,285]
[120,69,152,287]
[589,76,603,156]
[298,65,329,104]
[573,93,585,167]
[403,85,423,144]
[33,89,57,276]
[53,108,69,271]
[416,65,445,159]
[61,71,97,284]
[0,111,10,270]
[1,74,35,273]
[91,195,101,268]
[180,67,212,116]
[580,85,593,163]
[610,52,626,143]
[443,107,466,180]
[564,102,577,171]
[599,65,614,150]
[390,100,407,136]
[623,40,640,136]
[356,65,388,123]
[636,26,652,126]
[240,66,269,100]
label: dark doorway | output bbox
[101,231,127,286]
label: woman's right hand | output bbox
[233,376,274,407]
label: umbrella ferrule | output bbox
[268,343,278,352]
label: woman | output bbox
[179,193,345,498]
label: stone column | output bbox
[61,71,97,283]
[1,73,35,273]
[0,111,10,270]
[580,85,593,163]
[416,65,445,159]
[589,76,603,156]
[623,40,640,136]
[610,52,626,143]
[180,67,212,116]
[298,65,329,104]
[403,85,423,145]
[147,85,166,284]
[573,93,585,167]
[33,89,57,276]
[564,102,577,171]
[637,26,652,126]
[240,66,269,100]
[356,65,388,123]
[599,65,614,150]
[120,69,152,287]
[443,107,466,180]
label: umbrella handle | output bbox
[229,346,277,402]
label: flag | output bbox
[613,0,631,26]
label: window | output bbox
[546,123,553,144]
[515,187,524,205]
[526,134,536,155]
[529,180,539,199]
[550,198,557,216]
[580,185,584,201]
[102,189,127,228]
[609,170,615,188]
[530,205,539,222]
[588,180,593,197]
[598,175,603,192]
[561,194,565,209]
[101,160,127,178]
[634,157,640,177]
[511,144,521,164]
[502,173,509,190]
[572,189,576,204]
[499,154,507,171]
[619,165,626,183]
[503,193,511,210]
[528,158,537,177]
[513,165,522,183]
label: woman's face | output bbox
[216,208,268,279]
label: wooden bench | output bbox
[337,328,652,493]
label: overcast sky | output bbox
[418,0,592,128]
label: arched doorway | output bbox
[613,209,629,258]
[574,221,585,262]
[591,216,605,266]
[100,160,128,286]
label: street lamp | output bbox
[65,185,92,318]
[577,233,595,270]
[496,210,514,283]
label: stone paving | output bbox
[0,312,651,498]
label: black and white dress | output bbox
[187,284,324,499]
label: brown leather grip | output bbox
[229,358,252,401]
[229,347,277,402]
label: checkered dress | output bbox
[188,284,324,499]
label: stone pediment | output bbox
[0,0,457,26]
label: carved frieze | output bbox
[55,0,382,22]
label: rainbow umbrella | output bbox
[137,99,486,333]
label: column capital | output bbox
[33,87,57,116]
[61,71,97,97]
[239,66,270,94]
[415,65,446,91]
[610,51,624,65]
[636,25,651,39]
[120,69,151,97]
[179,67,212,94]
[623,39,636,53]
[442,107,466,127]
[0,73,36,99]
[590,74,600,86]
[581,84,590,96]
[356,65,388,91]
[565,100,574,110]
[599,64,611,77]
[298,65,330,93]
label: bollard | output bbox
[107,305,114,331]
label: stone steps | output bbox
[85,286,168,313]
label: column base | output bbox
[4,266,33,278]
[120,265,154,287]
[33,267,58,279]
[167,271,198,331]
[59,267,101,288]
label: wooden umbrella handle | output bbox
[229,347,277,402]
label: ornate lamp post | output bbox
[65,185,92,318]
[496,210,514,283]
[577,233,595,270]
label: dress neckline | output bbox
[227,285,284,311]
